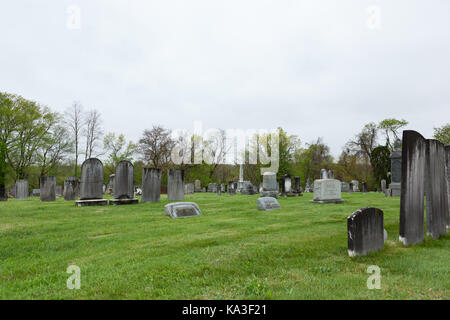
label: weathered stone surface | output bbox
[424,139,448,239]
[40,176,56,202]
[75,199,108,207]
[108,174,115,194]
[241,181,255,195]
[348,182,354,194]
[15,180,29,199]
[347,207,384,257]
[114,160,135,200]
[207,183,218,193]
[109,198,139,205]
[0,185,7,201]
[184,182,194,194]
[310,179,343,203]
[444,146,450,226]
[261,172,278,198]
[228,181,236,195]
[381,179,387,193]
[79,158,104,200]
[167,169,184,201]
[142,168,161,203]
[351,180,359,192]
[293,176,302,193]
[55,185,62,197]
[304,178,312,192]
[164,202,201,218]
[362,182,368,193]
[194,179,201,192]
[341,182,350,192]
[64,177,78,201]
[389,146,402,197]
[400,130,426,246]
[257,197,281,211]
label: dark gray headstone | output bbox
[168,169,184,201]
[15,180,29,199]
[347,207,384,257]
[362,182,368,193]
[261,172,278,198]
[64,177,78,201]
[114,160,134,200]
[0,185,7,201]
[142,168,161,203]
[424,139,448,239]
[400,131,426,246]
[79,158,104,200]
[257,197,281,211]
[164,202,201,218]
[389,146,402,197]
[348,182,354,194]
[40,176,56,202]
[445,146,450,228]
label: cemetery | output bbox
[0,128,449,299]
[1,1,449,302]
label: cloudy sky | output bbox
[1,0,449,158]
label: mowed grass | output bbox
[0,192,448,300]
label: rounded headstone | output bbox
[80,158,104,200]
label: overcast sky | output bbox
[1,0,449,158]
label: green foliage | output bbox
[370,146,391,186]
[378,118,408,150]
[433,123,450,145]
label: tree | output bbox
[378,118,408,150]
[346,122,378,164]
[433,123,450,145]
[103,132,136,168]
[36,115,72,177]
[138,126,174,169]
[83,109,103,160]
[296,137,332,181]
[64,102,84,177]
[370,145,391,186]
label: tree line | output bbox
[1,92,449,193]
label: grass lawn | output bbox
[0,192,448,300]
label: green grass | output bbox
[0,192,448,299]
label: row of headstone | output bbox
[400,130,449,246]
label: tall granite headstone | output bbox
[362,182,368,193]
[110,160,138,205]
[55,185,62,197]
[424,139,448,238]
[40,176,56,202]
[168,169,184,201]
[142,168,161,203]
[348,182,354,194]
[347,207,384,257]
[15,180,29,199]
[76,158,107,206]
[108,174,115,194]
[400,131,426,246]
